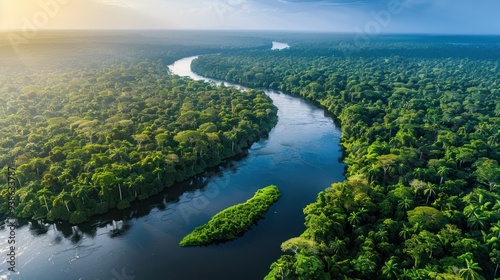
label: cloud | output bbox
[1,0,499,33]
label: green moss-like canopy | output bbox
[179,185,280,246]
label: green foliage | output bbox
[192,35,500,279]
[0,51,278,224]
[407,206,447,232]
[281,237,319,255]
[294,254,327,280]
[179,185,280,246]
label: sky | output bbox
[0,0,499,34]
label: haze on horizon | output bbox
[0,0,499,35]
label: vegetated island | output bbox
[179,185,281,246]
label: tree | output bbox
[348,208,368,228]
[399,223,413,240]
[76,120,100,144]
[189,39,500,280]
[377,154,398,182]
[155,133,169,151]
[329,237,348,255]
[458,258,484,280]
[54,190,72,213]
[474,159,500,191]
[490,248,500,277]
[265,256,295,280]
[420,230,442,258]
[404,230,441,267]
[437,166,451,185]
[367,163,382,183]
[423,183,437,205]
[398,197,414,210]
[400,268,412,280]
[294,254,326,280]
[467,213,487,231]
[92,171,117,202]
[410,179,427,198]
[36,188,53,214]
[304,213,334,242]
[352,254,377,277]
[382,258,401,279]
[407,206,446,232]
[455,147,475,168]
[281,237,318,255]
[133,133,150,150]
[73,184,91,207]
[348,211,362,228]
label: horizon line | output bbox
[0,28,500,37]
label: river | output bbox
[1,47,344,280]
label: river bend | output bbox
[1,51,344,280]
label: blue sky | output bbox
[1,0,499,34]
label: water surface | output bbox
[271,42,290,50]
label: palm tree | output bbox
[73,184,90,207]
[229,129,238,152]
[410,179,427,198]
[467,213,488,231]
[375,228,389,243]
[381,259,400,279]
[399,224,412,240]
[396,163,409,176]
[423,183,437,205]
[464,204,480,219]
[55,190,72,212]
[398,197,414,210]
[330,237,347,255]
[367,163,382,183]
[153,167,162,181]
[37,188,53,213]
[413,167,427,180]
[123,176,138,198]
[399,268,412,280]
[135,174,146,196]
[458,258,483,280]
[348,208,368,228]
[437,166,450,185]
[348,211,362,228]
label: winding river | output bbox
[1,46,344,280]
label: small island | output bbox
[179,185,281,246]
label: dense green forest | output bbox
[0,32,278,224]
[192,36,500,279]
[180,185,280,246]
